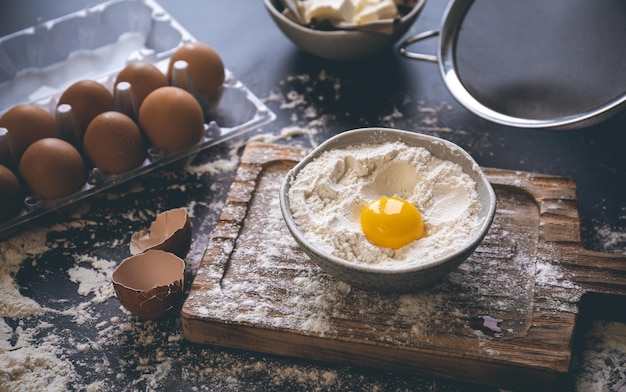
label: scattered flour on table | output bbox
[249,126,318,146]
[593,222,626,254]
[181,135,246,177]
[185,151,240,176]
[575,320,626,392]
[260,71,465,147]
[0,228,50,318]
[0,319,78,391]
[0,227,79,391]
[288,141,481,266]
[68,255,116,302]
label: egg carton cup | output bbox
[0,0,276,237]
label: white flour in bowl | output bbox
[288,141,480,266]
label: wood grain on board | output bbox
[181,142,626,391]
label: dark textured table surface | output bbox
[0,1,625,391]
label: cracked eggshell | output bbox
[130,207,192,259]
[112,249,185,320]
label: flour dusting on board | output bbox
[186,158,551,345]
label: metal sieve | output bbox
[400,0,626,130]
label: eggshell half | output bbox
[130,207,192,259]
[112,249,185,320]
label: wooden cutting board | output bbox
[181,142,626,391]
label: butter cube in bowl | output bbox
[264,0,426,61]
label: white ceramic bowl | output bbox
[263,0,427,61]
[279,128,497,292]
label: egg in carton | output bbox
[0,0,275,236]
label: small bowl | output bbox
[263,0,427,61]
[279,128,497,292]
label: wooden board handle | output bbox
[484,167,626,299]
[565,245,626,296]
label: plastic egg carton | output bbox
[0,0,276,237]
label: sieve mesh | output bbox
[454,0,626,120]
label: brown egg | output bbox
[0,164,23,221]
[19,138,86,200]
[0,127,11,168]
[0,104,56,167]
[112,249,185,320]
[138,86,204,153]
[114,61,168,107]
[130,207,192,259]
[57,80,114,145]
[167,41,225,103]
[83,111,146,175]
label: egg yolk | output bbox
[360,197,424,249]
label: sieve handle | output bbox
[399,30,439,63]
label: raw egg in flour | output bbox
[360,197,424,249]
